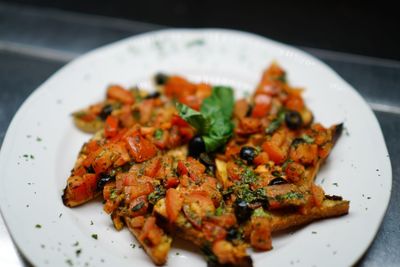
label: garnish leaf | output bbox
[177,86,234,152]
[176,103,210,134]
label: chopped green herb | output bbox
[186,39,205,47]
[109,189,118,200]
[65,259,73,266]
[148,185,166,205]
[30,155,34,159]
[131,243,136,249]
[301,134,314,144]
[215,202,225,216]
[266,109,286,134]
[312,231,317,234]
[35,224,42,228]
[90,220,94,225]
[75,249,82,257]
[275,72,287,83]
[36,137,42,142]
[131,202,145,212]
[282,159,294,170]
[72,241,79,247]
[154,129,164,140]
[275,191,304,201]
[233,184,267,204]
[176,252,180,255]
[332,183,338,187]
[240,168,258,184]
[252,207,270,218]
[91,234,98,240]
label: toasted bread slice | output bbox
[125,216,172,265]
[154,198,252,267]
[269,197,349,232]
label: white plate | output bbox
[0,29,392,267]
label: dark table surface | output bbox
[0,2,399,266]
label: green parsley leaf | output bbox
[154,129,164,140]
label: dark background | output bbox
[2,0,400,61]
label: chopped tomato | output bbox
[202,222,227,242]
[111,142,130,167]
[166,188,184,223]
[207,214,237,228]
[179,94,202,111]
[73,165,86,177]
[178,127,195,142]
[311,184,325,207]
[103,182,116,200]
[187,191,215,216]
[289,143,318,165]
[253,152,269,166]
[140,216,163,246]
[165,177,180,189]
[251,94,271,118]
[106,85,134,104]
[129,195,149,217]
[86,140,100,153]
[144,157,162,178]
[225,144,240,159]
[171,114,189,127]
[92,148,115,174]
[104,115,119,138]
[177,158,205,183]
[125,132,157,163]
[226,161,242,181]
[236,117,261,135]
[285,161,305,183]
[196,83,212,99]
[262,141,286,164]
[177,160,188,176]
[125,182,153,199]
[63,173,98,207]
[234,99,250,119]
[285,94,304,111]
[164,76,196,98]
[250,217,272,251]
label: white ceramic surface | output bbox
[0,29,392,267]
